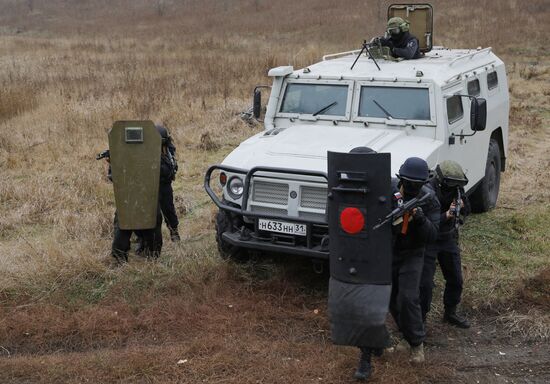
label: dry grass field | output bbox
[0,0,549,383]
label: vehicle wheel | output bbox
[471,138,501,213]
[215,208,248,262]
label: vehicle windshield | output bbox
[279,83,348,116]
[358,86,430,120]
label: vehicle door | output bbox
[444,77,486,190]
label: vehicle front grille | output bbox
[252,180,289,205]
[248,177,327,223]
[300,186,327,210]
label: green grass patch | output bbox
[460,203,550,308]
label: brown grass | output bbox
[0,0,549,382]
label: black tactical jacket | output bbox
[391,180,440,253]
[381,32,421,60]
[160,151,176,184]
[428,178,471,240]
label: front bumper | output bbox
[205,164,329,259]
[222,231,328,259]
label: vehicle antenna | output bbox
[290,48,305,66]
[351,40,381,71]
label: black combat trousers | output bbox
[420,238,464,318]
[112,209,163,262]
[159,182,179,231]
[420,243,437,321]
[390,249,425,347]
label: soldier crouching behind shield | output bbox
[388,158,440,363]
[327,147,393,381]
[106,120,164,265]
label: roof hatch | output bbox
[388,3,433,53]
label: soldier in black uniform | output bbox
[389,157,439,363]
[420,160,471,328]
[136,124,180,255]
[112,209,162,264]
[377,17,421,60]
[156,124,180,242]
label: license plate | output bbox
[258,219,307,236]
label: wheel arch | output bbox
[490,128,506,172]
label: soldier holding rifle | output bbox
[327,150,440,381]
[420,160,471,328]
[371,17,421,60]
[388,157,440,364]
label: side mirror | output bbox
[470,98,487,131]
[253,89,262,119]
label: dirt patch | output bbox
[1,288,549,383]
[518,267,550,310]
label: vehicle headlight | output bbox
[227,176,244,199]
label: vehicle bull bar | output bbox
[204,164,329,225]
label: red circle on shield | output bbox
[340,207,365,234]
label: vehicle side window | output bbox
[467,79,481,96]
[446,95,464,124]
[487,71,498,90]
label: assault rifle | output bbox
[164,146,178,181]
[451,188,463,230]
[373,192,431,230]
[96,149,110,160]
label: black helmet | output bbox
[155,124,169,140]
[349,146,377,154]
[398,157,430,182]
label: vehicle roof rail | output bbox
[323,49,362,61]
[448,47,492,67]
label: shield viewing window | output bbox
[125,127,144,143]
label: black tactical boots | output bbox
[170,228,181,242]
[444,306,471,328]
[354,348,372,381]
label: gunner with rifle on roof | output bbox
[372,17,421,60]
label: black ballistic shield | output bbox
[328,278,391,347]
[327,151,392,348]
[327,151,392,284]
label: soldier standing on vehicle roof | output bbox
[389,157,439,363]
[374,17,421,60]
[420,160,471,328]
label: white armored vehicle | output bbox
[205,4,509,261]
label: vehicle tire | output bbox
[471,138,501,213]
[215,207,248,262]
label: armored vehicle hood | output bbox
[222,124,442,175]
